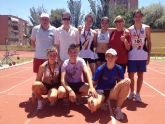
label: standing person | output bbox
[60,44,97,104]
[109,15,131,73]
[31,13,57,73]
[55,12,79,62]
[79,13,97,75]
[87,48,130,120]
[127,9,151,102]
[95,17,114,68]
[32,47,63,110]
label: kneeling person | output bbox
[88,48,130,120]
[60,44,97,103]
[32,46,63,110]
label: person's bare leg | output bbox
[137,72,143,94]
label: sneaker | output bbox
[127,92,135,100]
[37,100,43,110]
[114,107,124,120]
[135,93,142,102]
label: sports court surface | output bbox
[0,54,165,124]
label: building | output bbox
[110,0,138,10]
[0,15,31,45]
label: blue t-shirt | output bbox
[92,64,124,90]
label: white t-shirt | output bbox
[129,24,148,60]
[61,57,86,83]
[55,25,79,61]
[31,25,57,59]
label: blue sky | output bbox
[0,0,165,22]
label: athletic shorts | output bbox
[83,58,95,64]
[33,58,47,73]
[43,82,60,91]
[68,82,84,94]
[127,60,147,72]
[96,53,106,62]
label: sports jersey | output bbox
[79,28,96,59]
[129,24,148,60]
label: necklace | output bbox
[48,62,56,84]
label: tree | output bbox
[50,9,66,28]
[29,6,47,26]
[67,0,84,27]
[142,3,165,29]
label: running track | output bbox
[0,60,165,124]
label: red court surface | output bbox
[0,60,165,124]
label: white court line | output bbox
[144,80,165,97]
[0,76,35,94]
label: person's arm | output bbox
[122,29,131,50]
[36,65,44,81]
[83,64,97,97]
[92,30,97,48]
[30,27,36,48]
[145,26,152,65]
[61,69,76,102]
[75,29,80,47]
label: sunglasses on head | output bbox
[115,20,124,23]
[62,18,70,21]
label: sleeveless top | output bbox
[128,24,148,60]
[43,61,60,85]
[97,30,110,43]
[79,28,96,59]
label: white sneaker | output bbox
[135,93,142,102]
[127,92,135,100]
[114,107,124,120]
[37,100,43,110]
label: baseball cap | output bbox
[105,48,117,56]
[40,13,49,18]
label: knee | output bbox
[58,86,67,99]
[32,81,43,93]
[87,98,98,112]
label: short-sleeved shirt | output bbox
[55,26,79,61]
[61,57,86,83]
[31,25,57,59]
[128,24,148,60]
[93,64,124,90]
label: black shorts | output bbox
[83,58,95,64]
[43,83,60,91]
[96,53,106,62]
[68,82,84,94]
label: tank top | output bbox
[43,61,60,85]
[79,28,96,59]
[129,24,148,60]
[97,30,110,43]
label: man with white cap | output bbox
[87,48,131,121]
[31,12,57,73]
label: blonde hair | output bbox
[47,46,58,55]
[113,15,125,24]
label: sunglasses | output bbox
[62,18,70,21]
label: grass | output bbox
[0,45,34,51]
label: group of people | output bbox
[30,9,151,121]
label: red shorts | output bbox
[33,58,47,73]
